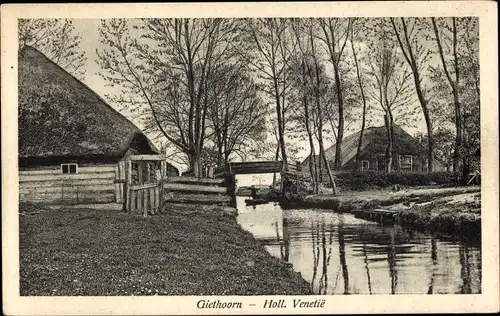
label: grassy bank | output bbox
[20,204,311,296]
[395,192,481,240]
[281,186,481,238]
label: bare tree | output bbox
[288,19,338,194]
[431,17,462,173]
[317,18,352,171]
[244,18,296,170]
[307,21,337,194]
[367,30,415,173]
[97,18,242,175]
[18,19,87,79]
[289,19,320,193]
[208,64,267,165]
[390,17,434,172]
[430,17,479,181]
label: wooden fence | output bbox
[162,176,235,208]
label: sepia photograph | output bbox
[2,2,498,315]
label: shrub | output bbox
[325,171,459,191]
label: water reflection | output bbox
[427,235,438,294]
[236,197,481,295]
[361,230,373,294]
[338,216,349,294]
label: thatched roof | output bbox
[302,125,427,168]
[18,46,158,163]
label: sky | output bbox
[73,20,107,101]
[67,18,455,185]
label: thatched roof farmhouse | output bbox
[302,125,446,173]
[18,46,178,205]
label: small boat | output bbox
[245,198,269,206]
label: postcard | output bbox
[1,1,498,315]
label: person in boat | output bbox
[249,185,258,200]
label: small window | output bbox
[361,160,370,171]
[422,159,429,172]
[61,163,78,174]
[399,155,413,171]
[377,156,386,171]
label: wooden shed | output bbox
[18,46,179,207]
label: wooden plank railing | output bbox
[164,176,224,186]
[212,160,312,177]
[214,160,284,176]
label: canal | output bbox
[236,197,481,294]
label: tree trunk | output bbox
[304,101,318,193]
[452,92,462,173]
[354,129,365,172]
[318,147,324,183]
[333,61,345,171]
[409,63,434,174]
[389,112,395,171]
[216,144,224,167]
[384,113,393,173]
[308,146,318,194]
[224,150,230,165]
[273,79,287,194]
[461,156,470,185]
[273,80,288,168]
[272,141,280,187]
[188,152,202,177]
[321,20,348,172]
[424,112,434,173]
[404,64,434,174]
[319,141,337,195]
[316,95,336,194]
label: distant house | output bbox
[302,125,446,173]
[18,46,179,205]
